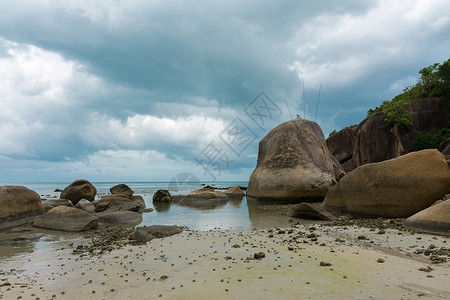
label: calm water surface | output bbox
[0,181,299,261]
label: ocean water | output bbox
[1,181,293,231]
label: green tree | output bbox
[368,58,450,126]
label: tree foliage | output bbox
[409,128,450,152]
[367,58,450,126]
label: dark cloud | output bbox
[0,0,449,181]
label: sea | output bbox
[0,181,293,231]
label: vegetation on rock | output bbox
[409,128,450,152]
[368,58,450,126]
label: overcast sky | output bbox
[1,0,449,182]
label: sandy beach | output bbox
[1,220,449,300]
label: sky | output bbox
[0,0,449,183]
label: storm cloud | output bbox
[0,0,449,181]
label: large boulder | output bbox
[247,119,340,202]
[60,179,97,205]
[404,200,450,236]
[0,186,44,229]
[322,149,450,218]
[33,206,98,231]
[153,189,171,202]
[110,184,134,197]
[95,194,145,212]
[95,211,142,225]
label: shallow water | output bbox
[0,181,303,261]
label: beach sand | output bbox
[1,221,449,300]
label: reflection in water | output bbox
[1,193,323,261]
[246,198,294,229]
[152,202,171,212]
[0,225,87,260]
[228,197,243,208]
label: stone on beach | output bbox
[75,199,96,213]
[33,206,98,231]
[322,149,450,218]
[0,185,44,229]
[247,118,341,202]
[60,179,97,205]
[129,229,155,243]
[110,184,134,197]
[95,211,143,225]
[136,225,183,238]
[153,189,171,202]
[404,199,450,236]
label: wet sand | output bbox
[1,222,449,300]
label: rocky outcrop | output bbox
[327,125,357,165]
[33,206,98,231]
[224,186,245,197]
[153,189,171,202]
[95,194,145,213]
[322,149,450,218]
[404,200,450,236]
[327,97,450,172]
[287,203,336,221]
[247,118,342,202]
[60,179,97,205]
[110,184,134,197]
[0,186,44,229]
[75,199,96,213]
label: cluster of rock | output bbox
[327,97,450,172]
[154,185,245,210]
[0,180,155,232]
[247,117,450,236]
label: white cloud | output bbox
[289,0,450,87]
[81,113,227,150]
[0,38,231,163]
